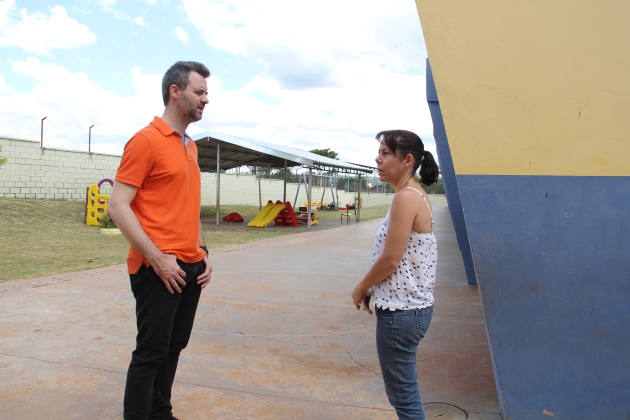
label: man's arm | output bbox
[196,219,212,288]
[108,181,186,294]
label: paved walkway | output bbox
[0,207,501,419]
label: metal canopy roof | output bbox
[193,131,374,174]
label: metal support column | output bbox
[215,143,220,226]
[40,116,47,149]
[89,125,94,154]
[283,159,287,203]
[307,168,312,231]
[357,173,361,222]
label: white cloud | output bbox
[173,27,189,44]
[144,0,157,5]
[112,9,146,27]
[0,73,8,92]
[0,0,12,28]
[177,0,435,165]
[185,61,435,166]
[0,58,163,153]
[113,10,130,20]
[98,0,117,12]
[0,1,96,56]
[0,1,435,167]
[181,0,426,90]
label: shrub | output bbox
[98,213,117,229]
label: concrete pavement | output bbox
[0,207,501,419]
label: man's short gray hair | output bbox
[162,61,210,105]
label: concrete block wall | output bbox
[202,172,447,207]
[201,173,344,207]
[0,137,446,206]
[0,137,120,199]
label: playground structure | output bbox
[222,212,244,223]
[295,206,318,226]
[84,179,113,227]
[303,201,327,208]
[247,200,300,228]
[293,172,338,211]
[194,132,373,230]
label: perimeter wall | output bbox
[416,1,630,418]
[0,137,447,207]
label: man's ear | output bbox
[169,84,180,101]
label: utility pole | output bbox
[40,117,47,148]
[89,125,94,154]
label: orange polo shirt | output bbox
[115,116,204,274]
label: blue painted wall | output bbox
[426,60,477,286]
[457,174,630,419]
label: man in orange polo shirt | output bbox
[108,61,212,420]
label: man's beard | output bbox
[179,98,202,122]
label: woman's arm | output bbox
[351,189,420,309]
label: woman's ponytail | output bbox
[419,150,439,186]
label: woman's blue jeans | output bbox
[376,306,433,420]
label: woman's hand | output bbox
[352,284,372,314]
[360,292,373,314]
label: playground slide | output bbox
[247,201,275,227]
[282,201,300,227]
[252,203,286,228]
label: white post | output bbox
[283,160,287,203]
[216,143,220,226]
[357,173,361,222]
[307,167,312,230]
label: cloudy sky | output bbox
[0,0,433,167]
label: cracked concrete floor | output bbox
[0,207,502,419]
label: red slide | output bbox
[273,201,299,227]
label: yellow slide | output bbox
[251,203,286,228]
[247,201,275,227]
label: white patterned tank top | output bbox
[369,187,437,311]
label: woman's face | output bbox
[375,140,407,183]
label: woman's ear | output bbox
[404,153,414,168]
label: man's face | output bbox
[176,71,209,123]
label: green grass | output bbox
[1,199,389,282]
[0,198,130,282]
[316,205,389,221]
[0,199,296,283]
[201,204,390,221]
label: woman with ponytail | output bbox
[351,130,439,420]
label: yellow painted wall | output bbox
[415,1,630,176]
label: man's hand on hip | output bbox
[152,253,187,294]
[197,254,212,289]
[109,181,186,294]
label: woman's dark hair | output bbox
[376,130,439,185]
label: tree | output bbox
[246,165,296,181]
[0,146,7,168]
[420,177,445,194]
[309,148,339,160]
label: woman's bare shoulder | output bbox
[392,186,432,215]
[394,186,428,201]
[391,188,422,211]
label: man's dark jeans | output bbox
[123,259,204,420]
